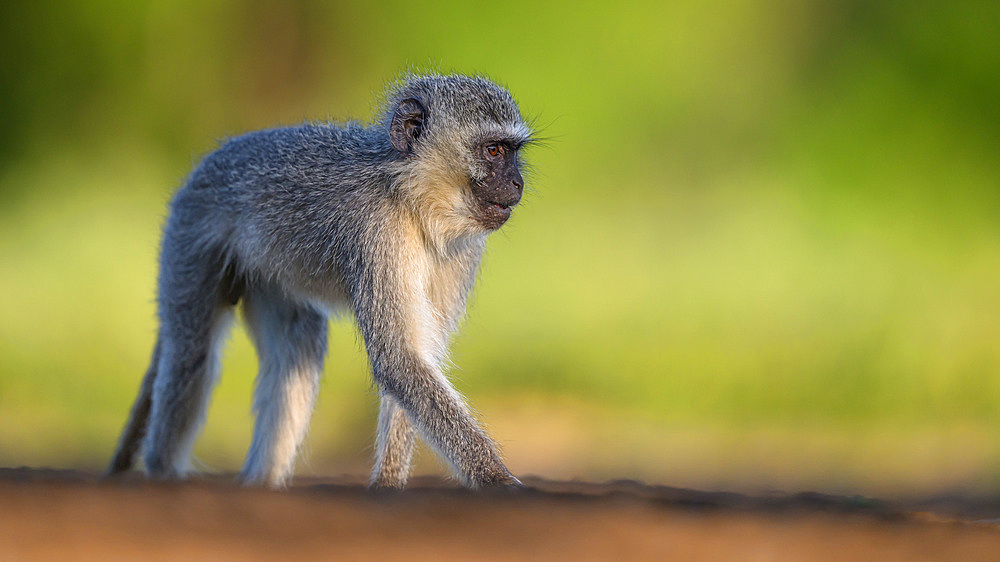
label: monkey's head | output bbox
[385,74,533,237]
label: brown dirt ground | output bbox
[2,468,1000,561]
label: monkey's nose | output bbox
[510,169,524,191]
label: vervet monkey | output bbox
[108,74,533,489]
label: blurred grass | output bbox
[1,1,999,494]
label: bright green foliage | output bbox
[1,1,999,493]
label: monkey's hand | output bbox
[485,472,524,490]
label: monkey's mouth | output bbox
[474,201,513,229]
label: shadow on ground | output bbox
[2,468,1000,560]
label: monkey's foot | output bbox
[368,480,407,492]
[368,466,411,490]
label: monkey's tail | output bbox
[106,339,161,476]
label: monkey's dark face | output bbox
[387,85,531,234]
[471,142,523,230]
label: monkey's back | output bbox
[161,123,400,305]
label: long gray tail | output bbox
[106,339,161,475]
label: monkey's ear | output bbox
[389,98,426,155]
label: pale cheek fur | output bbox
[404,140,485,250]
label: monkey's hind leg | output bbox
[107,339,162,475]
[240,288,328,488]
[142,253,236,479]
[369,393,416,489]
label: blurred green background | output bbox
[2,1,999,496]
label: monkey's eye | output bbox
[486,144,501,157]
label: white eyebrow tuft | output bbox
[494,122,534,145]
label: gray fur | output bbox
[370,393,416,488]
[241,285,327,486]
[108,73,532,489]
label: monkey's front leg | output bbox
[369,393,416,489]
[372,354,519,488]
[360,321,519,488]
